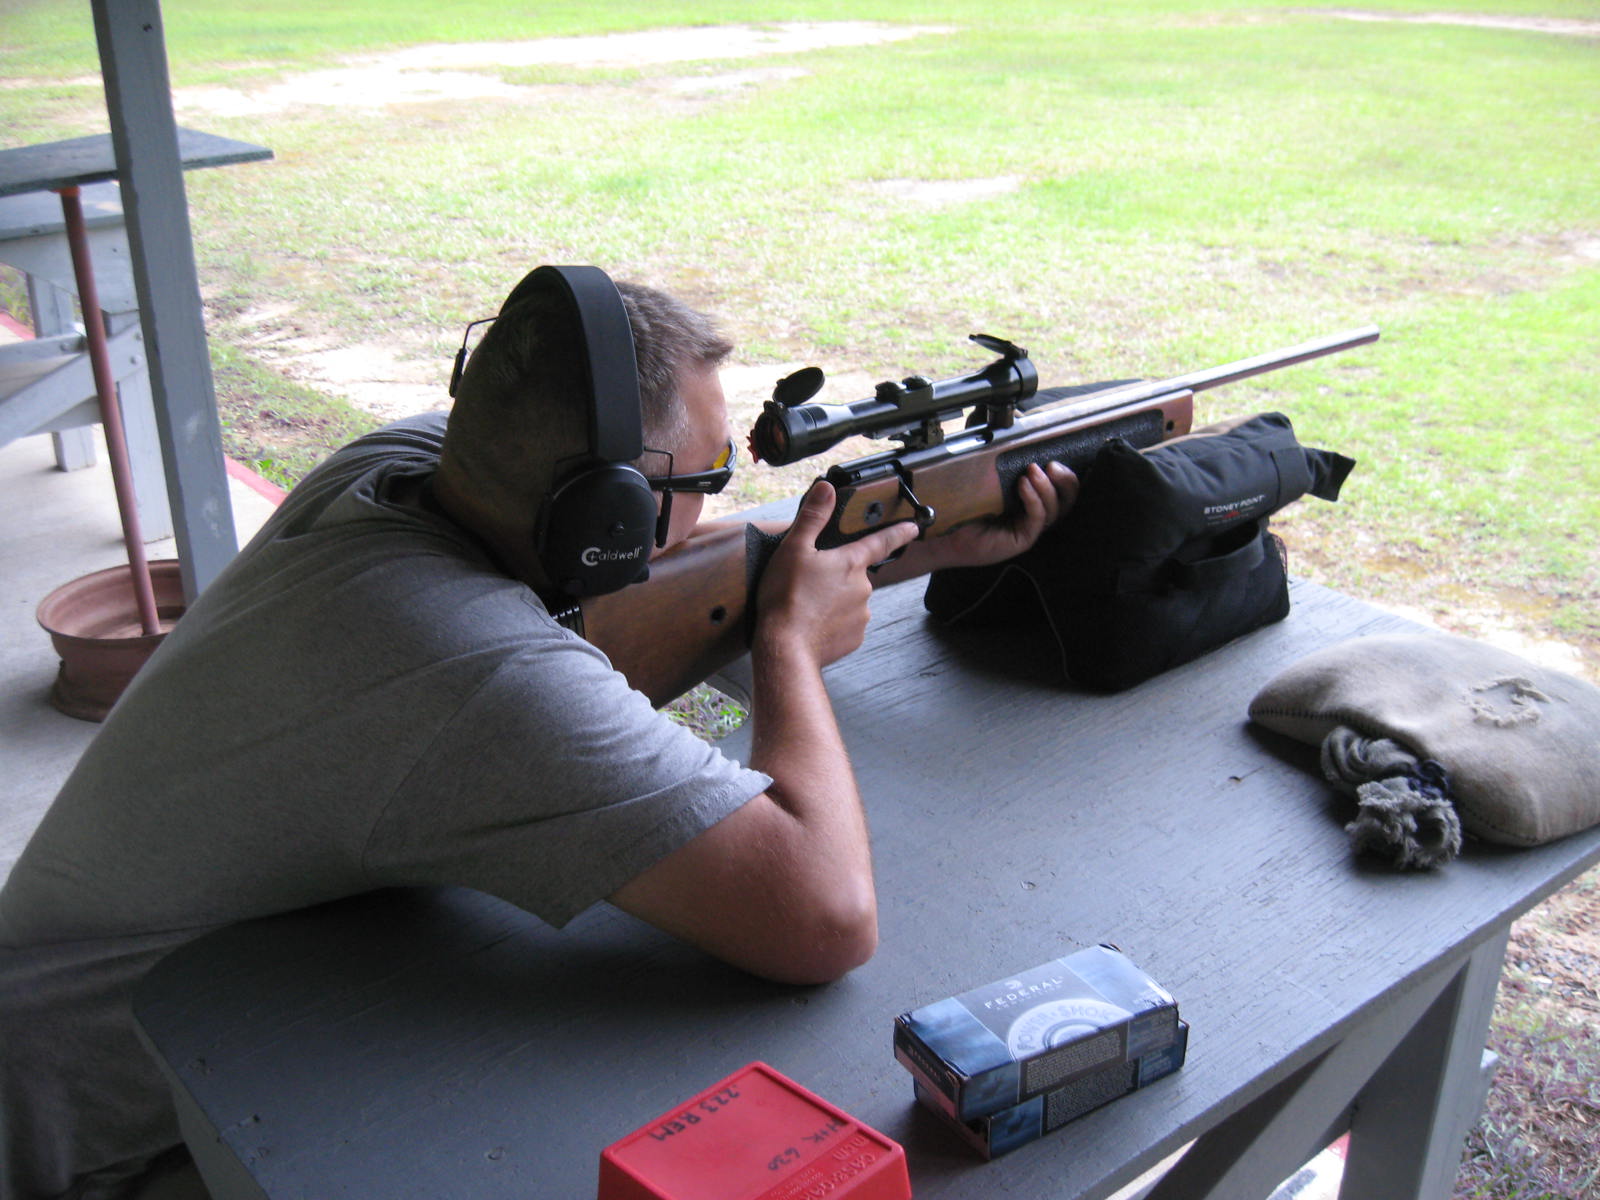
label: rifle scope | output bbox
[751,335,1039,466]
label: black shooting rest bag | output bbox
[924,412,1356,691]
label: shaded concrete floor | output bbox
[0,430,277,881]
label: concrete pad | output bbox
[0,431,278,880]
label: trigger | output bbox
[868,543,911,574]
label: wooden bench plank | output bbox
[0,129,271,197]
[0,323,143,443]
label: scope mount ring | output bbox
[891,414,947,454]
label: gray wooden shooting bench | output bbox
[0,123,272,597]
[132,574,1600,1199]
[0,180,172,532]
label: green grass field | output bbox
[5,1,1595,674]
[4,1,1596,674]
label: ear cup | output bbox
[515,264,655,599]
[536,464,659,596]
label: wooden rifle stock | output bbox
[577,326,1378,706]
[818,388,1195,547]
[578,519,786,708]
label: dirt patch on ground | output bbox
[173,22,954,118]
[1317,10,1600,38]
[871,176,1026,206]
[1505,871,1600,1024]
[217,301,444,423]
[1462,867,1600,1194]
[170,11,1600,122]
[188,22,975,429]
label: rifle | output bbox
[577,326,1379,706]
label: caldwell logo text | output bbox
[581,545,646,566]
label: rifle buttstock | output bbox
[579,520,786,707]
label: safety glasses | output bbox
[645,439,738,496]
[645,439,737,547]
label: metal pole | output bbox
[56,183,162,636]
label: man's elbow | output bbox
[761,890,878,986]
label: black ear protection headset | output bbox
[449,265,660,598]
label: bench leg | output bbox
[1144,954,1461,1200]
[106,312,174,541]
[51,425,97,470]
[24,277,96,471]
[23,277,174,539]
[1338,928,1508,1200]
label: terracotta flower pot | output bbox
[36,560,186,722]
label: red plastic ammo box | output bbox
[598,1061,911,1200]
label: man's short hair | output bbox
[443,274,732,519]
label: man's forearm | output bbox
[607,482,909,985]
[745,632,878,973]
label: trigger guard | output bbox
[868,542,911,574]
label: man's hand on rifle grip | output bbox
[755,479,922,670]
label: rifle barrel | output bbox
[1041,326,1380,423]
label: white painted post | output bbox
[90,0,236,599]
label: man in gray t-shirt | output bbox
[0,268,1075,1198]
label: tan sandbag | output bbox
[1249,632,1600,856]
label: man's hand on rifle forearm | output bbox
[870,460,1078,587]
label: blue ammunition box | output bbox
[893,944,1181,1125]
[911,1021,1189,1159]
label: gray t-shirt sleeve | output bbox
[363,630,769,928]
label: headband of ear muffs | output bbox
[515,265,660,598]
